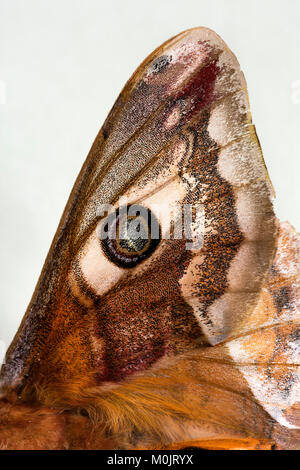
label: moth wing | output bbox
[1,27,277,394]
[72,27,277,344]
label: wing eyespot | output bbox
[100,204,161,268]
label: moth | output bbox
[0,27,299,450]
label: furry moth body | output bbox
[0,27,299,450]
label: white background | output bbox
[0,0,299,350]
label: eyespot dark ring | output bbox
[100,204,161,268]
